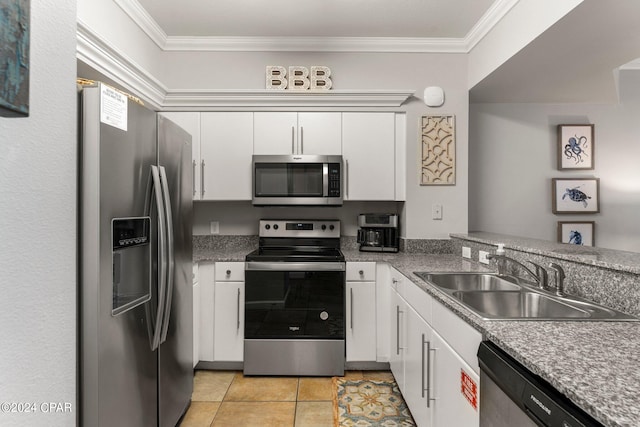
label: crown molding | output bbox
[77,22,414,109]
[620,58,640,71]
[163,36,468,53]
[162,89,415,110]
[114,0,519,53]
[464,0,521,51]
[76,20,167,109]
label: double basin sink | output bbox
[413,272,637,321]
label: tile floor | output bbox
[179,370,395,427]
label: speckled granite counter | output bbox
[193,242,640,427]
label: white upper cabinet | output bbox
[342,112,396,200]
[254,112,341,155]
[297,112,342,155]
[200,112,253,200]
[159,112,201,200]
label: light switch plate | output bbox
[479,250,490,264]
[432,204,443,220]
[462,246,471,259]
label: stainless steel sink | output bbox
[415,272,522,292]
[451,291,590,319]
[413,272,638,321]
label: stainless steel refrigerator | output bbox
[78,82,193,427]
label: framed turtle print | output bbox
[558,221,595,246]
[557,124,594,170]
[552,178,599,214]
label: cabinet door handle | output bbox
[300,126,304,154]
[396,305,402,355]
[236,288,241,331]
[425,340,436,408]
[291,126,295,154]
[201,160,205,196]
[350,287,354,330]
[192,160,196,197]
[345,159,349,198]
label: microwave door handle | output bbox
[323,163,329,197]
[159,166,175,344]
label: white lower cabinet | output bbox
[212,262,245,362]
[346,262,377,362]
[431,330,480,427]
[388,268,481,427]
[213,281,244,361]
[346,281,377,361]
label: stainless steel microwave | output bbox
[252,155,343,206]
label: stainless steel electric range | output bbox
[243,219,346,376]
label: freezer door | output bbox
[157,115,194,427]
[79,84,158,427]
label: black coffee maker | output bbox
[357,213,399,252]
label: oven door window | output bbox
[254,163,324,197]
[245,270,345,339]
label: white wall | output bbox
[469,71,640,252]
[158,51,470,239]
[467,0,582,89]
[0,1,77,426]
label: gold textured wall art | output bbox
[421,115,455,185]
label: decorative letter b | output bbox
[266,66,288,89]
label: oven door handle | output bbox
[245,261,346,272]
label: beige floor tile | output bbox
[192,370,236,402]
[295,401,334,427]
[180,401,220,427]
[362,370,396,382]
[225,373,298,401]
[297,377,334,401]
[212,401,295,427]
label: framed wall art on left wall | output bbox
[0,0,30,117]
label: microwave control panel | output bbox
[328,163,341,197]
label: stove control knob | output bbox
[265,224,271,230]
[329,225,335,231]
[321,224,327,231]
[273,224,279,230]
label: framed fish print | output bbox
[557,124,594,170]
[557,221,595,246]
[552,178,600,214]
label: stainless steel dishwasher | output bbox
[477,341,603,427]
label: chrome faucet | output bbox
[548,263,566,296]
[486,254,548,289]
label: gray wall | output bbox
[469,70,640,253]
[0,1,78,426]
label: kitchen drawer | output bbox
[347,262,376,281]
[432,299,482,374]
[214,262,245,282]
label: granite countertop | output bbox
[193,244,640,427]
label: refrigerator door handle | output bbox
[147,165,168,351]
[159,166,175,343]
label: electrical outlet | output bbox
[462,246,471,259]
[432,204,443,220]
[210,221,219,235]
[479,250,490,264]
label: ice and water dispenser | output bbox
[112,217,151,316]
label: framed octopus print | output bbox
[557,124,594,170]
[552,178,600,214]
[557,221,595,246]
